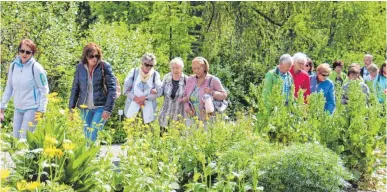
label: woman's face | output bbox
[87,50,99,66]
[141,61,154,73]
[171,63,183,75]
[19,44,33,64]
[302,63,311,72]
[317,71,329,82]
[192,60,206,77]
[348,73,359,80]
[335,65,342,73]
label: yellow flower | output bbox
[16,180,27,191]
[0,169,10,179]
[44,135,58,145]
[43,146,63,158]
[35,112,43,121]
[25,181,40,190]
[87,127,94,132]
[63,142,75,151]
[0,186,10,192]
[28,121,34,127]
[80,104,88,109]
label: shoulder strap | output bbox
[132,68,136,82]
[12,63,15,73]
[208,76,213,88]
[152,71,157,88]
[32,62,35,79]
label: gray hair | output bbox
[364,54,373,59]
[279,54,293,66]
[169,57,184,68]
[141,53,157,65]
[367,63,378,73]
[292,52,307,64]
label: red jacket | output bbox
[290,65,311,102]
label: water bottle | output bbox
[203,94,214,113]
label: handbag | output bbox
[208,77,229,113]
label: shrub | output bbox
[259,143,352,192]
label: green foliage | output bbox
[259,143,352,192]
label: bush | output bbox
[259,143,352,192]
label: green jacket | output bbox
[328,71,347,85]
[262,67,293,108]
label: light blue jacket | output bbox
[1,56,49,112]
[373,75,386,103]
[310,75,336,114]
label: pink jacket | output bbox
[183,74,227,118]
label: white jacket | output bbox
[123,68,162,123]
[1,56,49,112]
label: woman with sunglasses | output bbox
[0,39,49,139]
[123,53,162,124]
[302,58,315,76]
[310,63,336,114]
[69,43,116,142]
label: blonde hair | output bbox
[367,63,378,73]
[316,63,332,74]
[192,57,210,73]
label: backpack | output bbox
[101,62,121,98]
[208,77,230,113]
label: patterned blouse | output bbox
[158,73,188,127]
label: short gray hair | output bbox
[292,52,307,64]
[169,57,184,68]
[367,63,378,73]
[141,53,156,65]
[279,54,293,65]
[364,54,373,59]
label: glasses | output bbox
[88,54,100,59]
[19,49,33,55]
[305,65,310,67]
[320,73,329,77]
[143,63,154,68]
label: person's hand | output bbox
[185,109,194,116]
[0,110,4,122]
[179,97,188,103]
[150,88,158,94]
[204,87,214,95]
[134,96,146,105]
[102,111,111,121]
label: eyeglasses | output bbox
[19,49,33,55]
[305,65,310,67]
[143,63,154,68]
[88,54,100,59]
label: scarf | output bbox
[139,66,155,83]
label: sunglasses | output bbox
[19,49,33,55]
[305,65,311,67]
[88,54,100,59]
[143,63,154,68]
[320,73,329,77]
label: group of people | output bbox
[1,40,228,141]
[1,39,386,142]
[263,53,386,114]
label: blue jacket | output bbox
[1,56,49,112]
[69,61,116,113]
[310,75,336,114]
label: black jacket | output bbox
[69,61,116,113]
